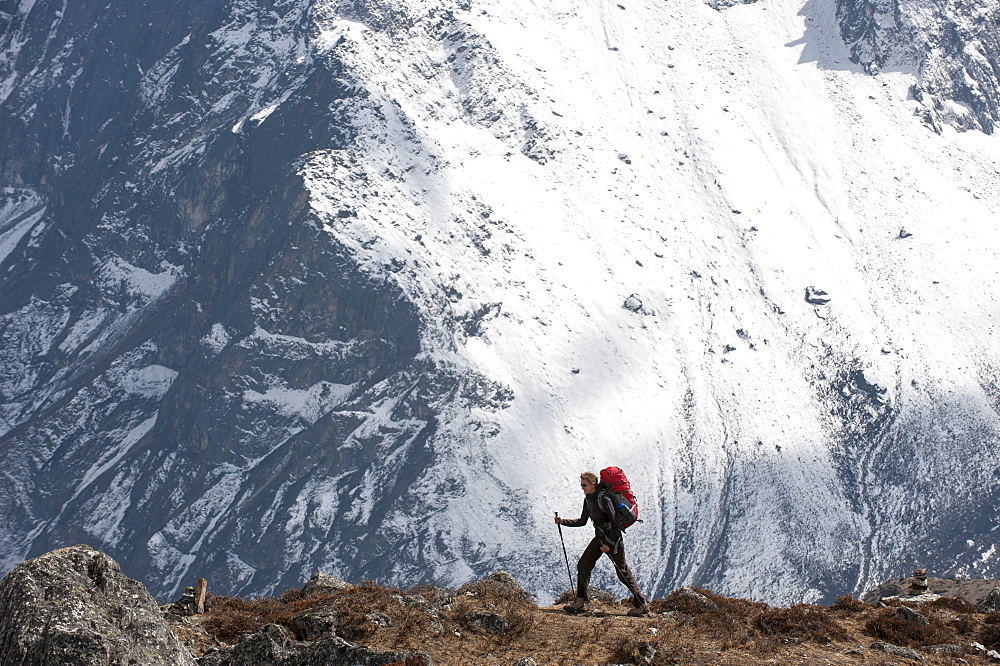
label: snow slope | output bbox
[300,0,1000,602]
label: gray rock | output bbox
[805,286,831,305]
[199,624,433,665]
[473,571,525,592]
[587,586,617,603]
[927,643,963,656]
[637,640,656,664]
[665,587,719,613]
[301,573,352,596]
[976,586,1000,612]
[623,294,643,312]
[871,641,925,661]
[513,659,538,666]
[289,601,338,640]
[891,605,929,625]
[0,545,196,666]
[366,612,391,627]
[463,611,509,635]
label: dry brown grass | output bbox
[185,583,1000,665]
[863,605,965,647]
[200,588,331,643]
[831,594,868,612]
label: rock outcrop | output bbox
[0,545,196,666]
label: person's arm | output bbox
[559,498,590,527]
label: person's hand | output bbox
[554,517,563,524]
[600,544,610,553]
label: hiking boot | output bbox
[627,602,650,617]
[563,597,588,613]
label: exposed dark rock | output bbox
[463,611,509,635]
[977,586,1000,612]
[301,572,352,596]
[661,587,719,613]
[637,640,656,664]
[706,0,759,10]
[835,0,1000,134]
[289,601,338,640]
[891,605,929,625]
[623,294,643,312]
[805,286,831,305]
[871,641,925,661]
[0,545,196,666]
[474,571,525,592]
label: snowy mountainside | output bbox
[1,0,998,605]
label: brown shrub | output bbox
[333,580,408,643]
[754,604,847,640]
[950,614,978,635]
[831,595,868,613]
[450,579,537,645]
[926,596,977,614]
[985,611,1000,625]
[979,623,1000,650]
[553,589,575,605]
[863,609,957,646]
[609,635,649,663]
[456,579,535,610]
[201,589,331,643]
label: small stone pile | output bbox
[165,578,211,616]
[908,569,929,595]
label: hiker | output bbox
[555,471,649,615]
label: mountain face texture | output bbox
[835,0,1000,133]
[1,0,999,605]
[0,545,196,665]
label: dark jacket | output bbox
[561,488,622,548]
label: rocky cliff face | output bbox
[835,0,1000,132]
[2,0,999,606]
[0,0,460,598]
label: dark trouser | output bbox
[576,536,647,606]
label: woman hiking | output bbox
[555,471,650,615]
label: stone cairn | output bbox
[909,569,929,595]
[166,578,210,616]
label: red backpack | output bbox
[599,466,640,528]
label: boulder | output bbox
[0,545,196,666]
[977,586,1000,612]
[199,623,432,665]
[470,571,525,593]
[463,611,508,635]
[661,587,719,613]
[289,601,338,640]
[301,573,352,596]
[927,643,963,656]
[871,641,925,661]
[891,605,929,625]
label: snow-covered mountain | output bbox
[1,0,998,605]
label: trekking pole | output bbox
[555,512,574,593]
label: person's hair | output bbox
[580,472,598,485]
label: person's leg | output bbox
[608,544,647,606]
[575,536,604,600]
